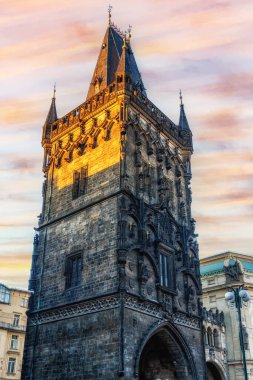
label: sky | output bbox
[1,0,253,289]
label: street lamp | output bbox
[225,285,250,380]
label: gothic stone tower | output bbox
[22,20,206,380]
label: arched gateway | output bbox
[137,324,196,380]
[206,361,225,380]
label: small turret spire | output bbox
[44,84,58,127]
[179,90,190,130]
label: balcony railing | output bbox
[0,321,26,332]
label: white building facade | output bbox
[201,252,253,380]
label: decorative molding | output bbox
[172,312,200,330]
[29,295,120,326]
[124,295,162,318]
[28,293,200,330]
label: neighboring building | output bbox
[0,283,30,380]
[22,15,206,380]
[202,307,228,380]
[201,252,253,380]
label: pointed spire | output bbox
[179,90,190,130]
[86,24,123,99]
[45,84,58,126]
[115,34,146,96]
[86,21,146,99]
[116,34,131,75]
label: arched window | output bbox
[207,327,213,347]
[0,284,10,304]
[213,329,220,348]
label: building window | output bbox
[72,166,88,200]
[10,335,18,350]
[213,329,220,348]
[13,314,20,327]
[20,298,28,308]
[0,284,10,304]
[7,358,16,374]
[159,253,174,289]
[65,252,83,289]
[207,327,213,346]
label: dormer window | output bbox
[94,76,102,95]
[94,80,100,94]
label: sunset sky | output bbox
[1,0,253,288]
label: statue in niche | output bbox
[135,149,142,167]
[176,179,182,197]
[139,261,149,284]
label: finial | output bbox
[53,83,56,99]
[128,25,132,42]
[122,34,127,49]
[108,4,112,26]
[179,89,183,106]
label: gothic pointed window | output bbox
[65,252,83,289]
[72,171,80,199]
[207,327,213,346]
[72,166,88,200]
[159,252,174,289]
[79,166,88,196]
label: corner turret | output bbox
[42,85,58,142]
[179,90,190,131]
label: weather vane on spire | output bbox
[108,5,112,26]
[53,83,56,99]
[179,89,183,105]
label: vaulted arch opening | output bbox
[138,327,195,380]
[207,361,225,380]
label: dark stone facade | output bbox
[22,22,206,380]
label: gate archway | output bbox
[136,323,197,380]
[207,361,225,380]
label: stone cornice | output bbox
[28,292,200,331]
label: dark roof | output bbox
[45,96,58,126]
[86,25,146,99]
[179,103,190,130]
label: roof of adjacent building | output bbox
[0,283,30,294]
[200,251,253,276]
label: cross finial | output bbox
[108,5,112,26]
[53,83,56,99]
[179,89,183,105]
[128,25,132,42]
